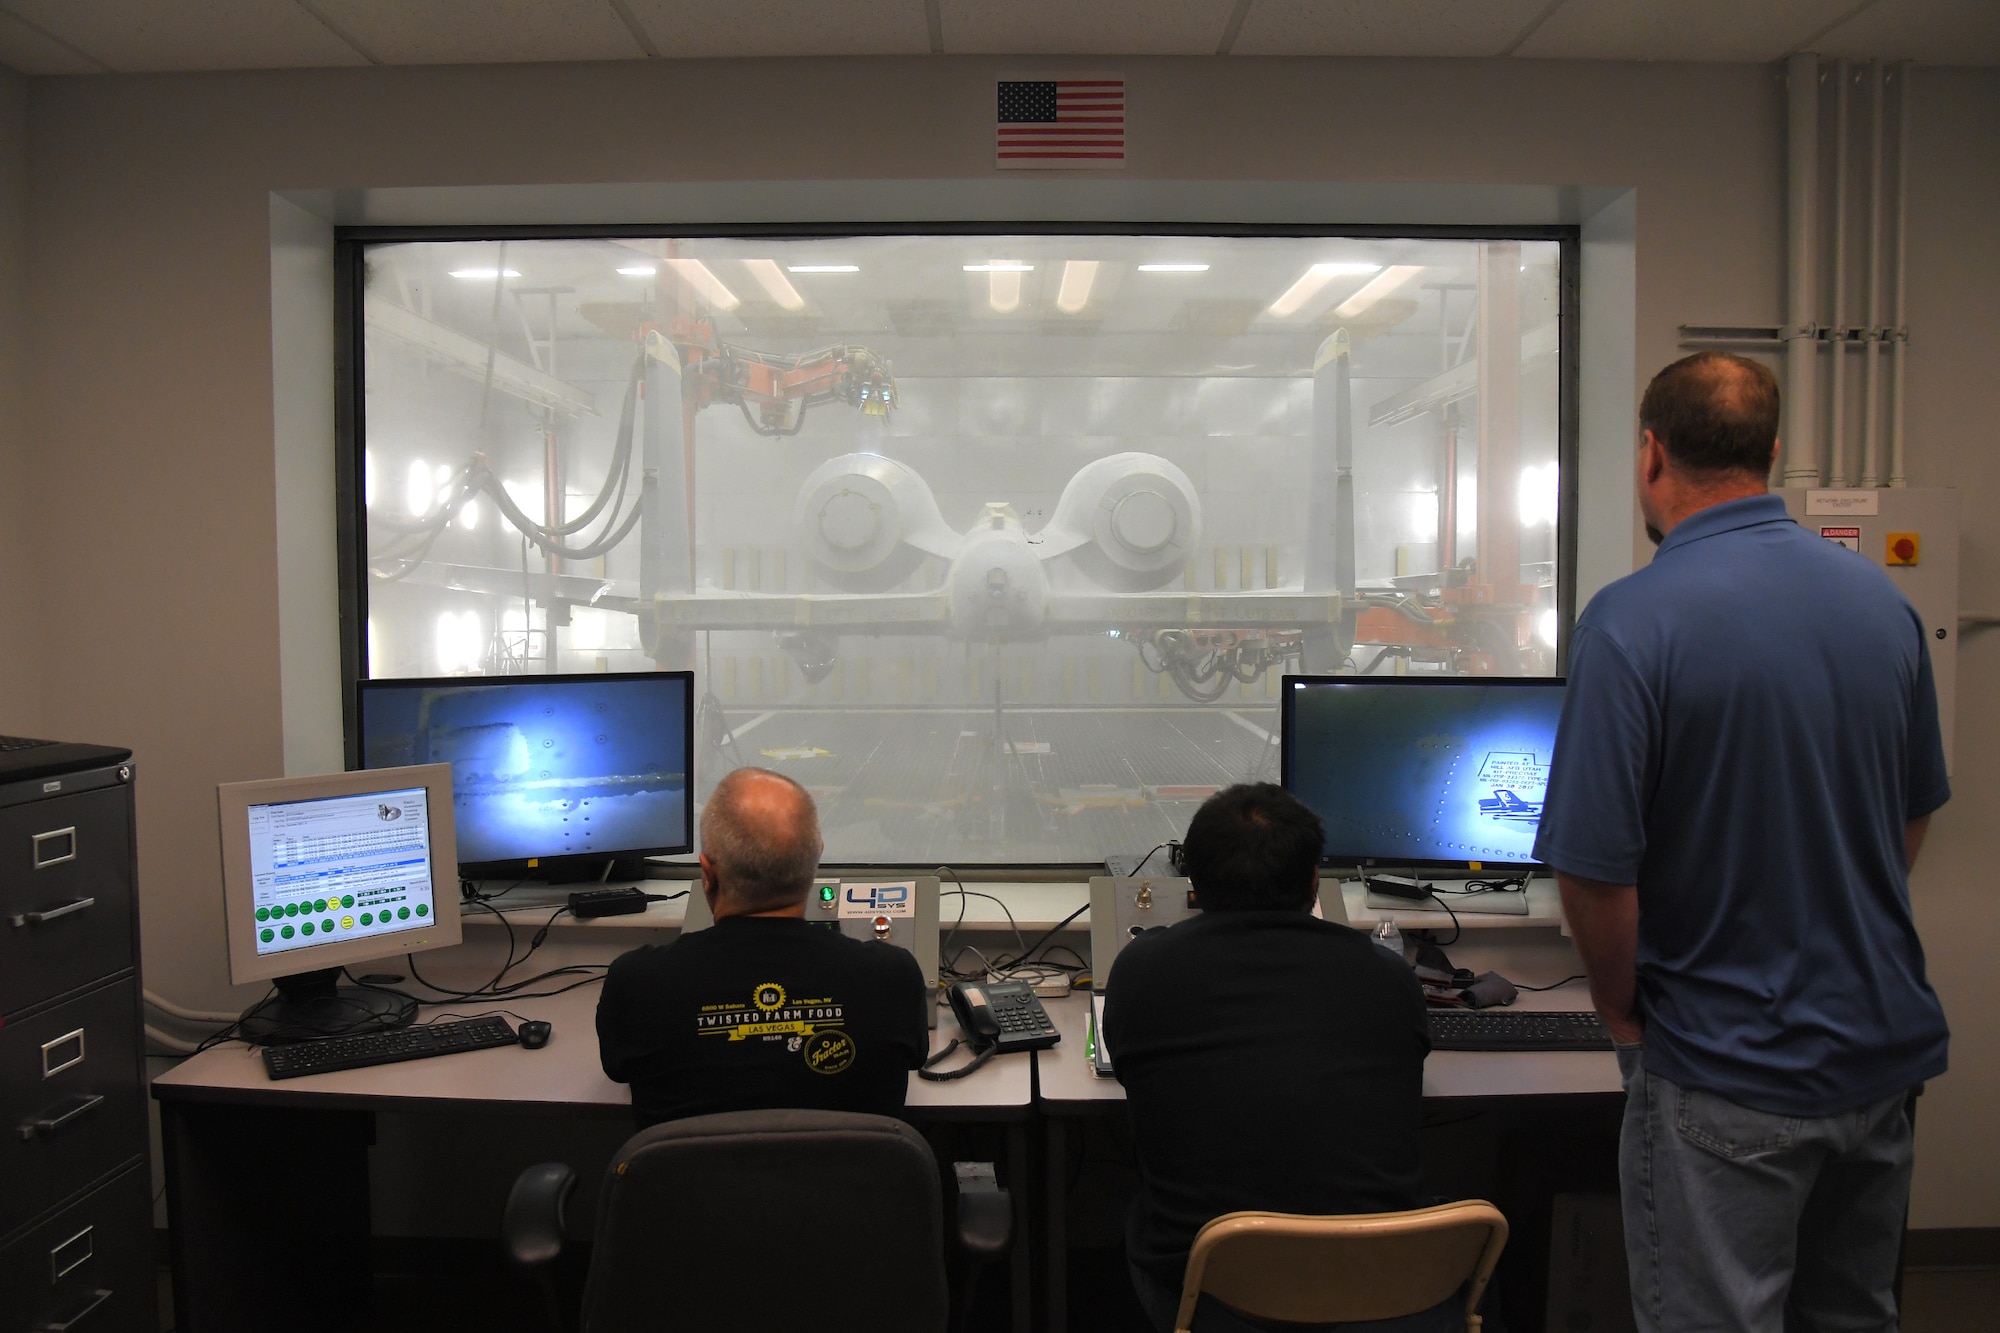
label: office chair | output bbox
[1172,1201,1509,1333]
[503,1108,1011,1333]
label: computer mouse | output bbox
[518,1020,552,1050]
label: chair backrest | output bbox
[1176,1200,1509,1333]
[581,1108,948,1333]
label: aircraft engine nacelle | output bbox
[1042,452,1201,592]
[795,453,957,592]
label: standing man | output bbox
[597,767,929,1127]
[1536,351,1950,1332]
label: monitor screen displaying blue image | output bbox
[1280,675,1565,869]
[356,671,694,872]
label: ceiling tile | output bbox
[2,0,366,71]
[1230,0,1553,58]
[0,10,106,73]
[1516,0,1861,62]
[939,0,1235,55]
[620,0,929,58]
[312,0,644,65]
[1814,0,2000,64]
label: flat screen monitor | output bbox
[1280,675,1565,871]
[355,670,695,879]
[217,763,462,1040]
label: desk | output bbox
[152,964,1035,1333]
[1032,980,1624,1333]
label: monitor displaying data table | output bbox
[1280,675,1565,871]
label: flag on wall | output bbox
[996,77,1125,169]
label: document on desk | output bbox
[1089,992,1115,1077]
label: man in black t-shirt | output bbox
[596,768,928,1128]
[1104,784,1444,1333]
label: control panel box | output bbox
[682,876,941,1028]
[1777,488,1958,771]
[1089,874,1349,990]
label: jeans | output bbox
[1615,1043,1914,1333]
[1128,1256,1463,1333]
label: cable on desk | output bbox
[1514,974,1588,992]
[918,1038,1000,1082]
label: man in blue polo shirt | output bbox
[1535,351,1949,1333]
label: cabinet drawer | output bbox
[0,980,146,1241]
[0,787,134,1018]
[0,1162,153,1333]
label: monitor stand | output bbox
[238,967,417,1045]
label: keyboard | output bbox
[0,735,55,752]
[1427,1009,1613,1052]
[262,1015,518,1080]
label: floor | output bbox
[157,1255,2000,1332]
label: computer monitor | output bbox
[217,763,462,1042]
[355,670,695,881]
[1280,674,1566,871]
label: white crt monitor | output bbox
[218,763,462,989]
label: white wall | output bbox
[0,67,37,736]
[16,54,1997,1227]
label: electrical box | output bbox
[1778,488,1958,772]
[1088,874,1350,988]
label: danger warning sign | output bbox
[1820,526,1862,552]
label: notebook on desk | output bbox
[1088,992,1115,1077]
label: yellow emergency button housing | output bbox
[1886,532,1920,566]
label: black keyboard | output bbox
[1427,1009,1613,1052]
[0,735,55,752]
[263,1015,518,1080]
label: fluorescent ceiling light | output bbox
[664,258,741,310]
[449,268,520,279]
[1333,265,1424,319]
[788,264,859,274]
[743,259,805,311]
[616,265,657,277]
[1056,260,1099,313]
[1266,262,1384,318]
[1137,263,1209,273]
[964,263,1033,273]
[987,269,1023,313]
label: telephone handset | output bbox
[948,979,1061,1053]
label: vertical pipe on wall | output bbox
[1861,60,1886,486]
[1890,61,1912,487]
[1828,61,1851,488]
[1783,53,1821,485]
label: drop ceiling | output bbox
[0,0,1994,76]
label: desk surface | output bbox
[152,968,1032,1119]
[1032,988,1624,1108]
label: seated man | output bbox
[596,767,929,1127]
[1103,783,1444,1333]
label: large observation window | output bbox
[346,230,1572,864]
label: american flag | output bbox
[996,78,1125,169]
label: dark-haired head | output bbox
[1639,351,1781,479]
[1179,783,1324,912]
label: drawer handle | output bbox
[32,826,78,868]
[18,1094,104,1140]
[10,897,95,927]
[36,1288,112,1332]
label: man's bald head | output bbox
[700,768,823,914]
[1640,351,1781,479]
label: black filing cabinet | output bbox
[0,750,153,1333]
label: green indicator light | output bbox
[397,907,410,920]
[415,904,428,917]
[321,919,333,934]
[341,895,354,908]
[360,912,372,926]
[314,899,328,913]
[261,928,274,943]
[819,884,837,904]
[284,903,298,918]
[301,922,314,936]
[281,925,294,939]
[256,906,270,922]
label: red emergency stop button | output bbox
[1886,532,1920,566]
